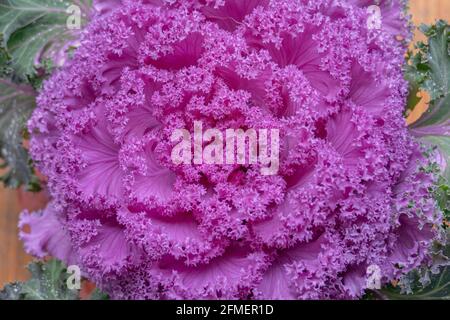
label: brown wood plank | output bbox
[0,187,30,287]
[0,185,48,287]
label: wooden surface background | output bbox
[1,1,450,288]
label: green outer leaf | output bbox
[377,232,450,300]
[408,20,450,130]
[405,75,422,113]
[408,20,450,223]
[21,259,78,300]
[0,1,68,44]
[421,135,450,220]
[7,14,69,79]
[422,135,450,180]
[17,260,79,300]
[404,55,423,113]
[420,22,450,102]
[0,78,40,190]
[0,282,23,300]
[0,259,109,300]
[0,0,76,80]
[380,270,450,300]
[0,34,12,77]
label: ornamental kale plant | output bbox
[1,0,448,300]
